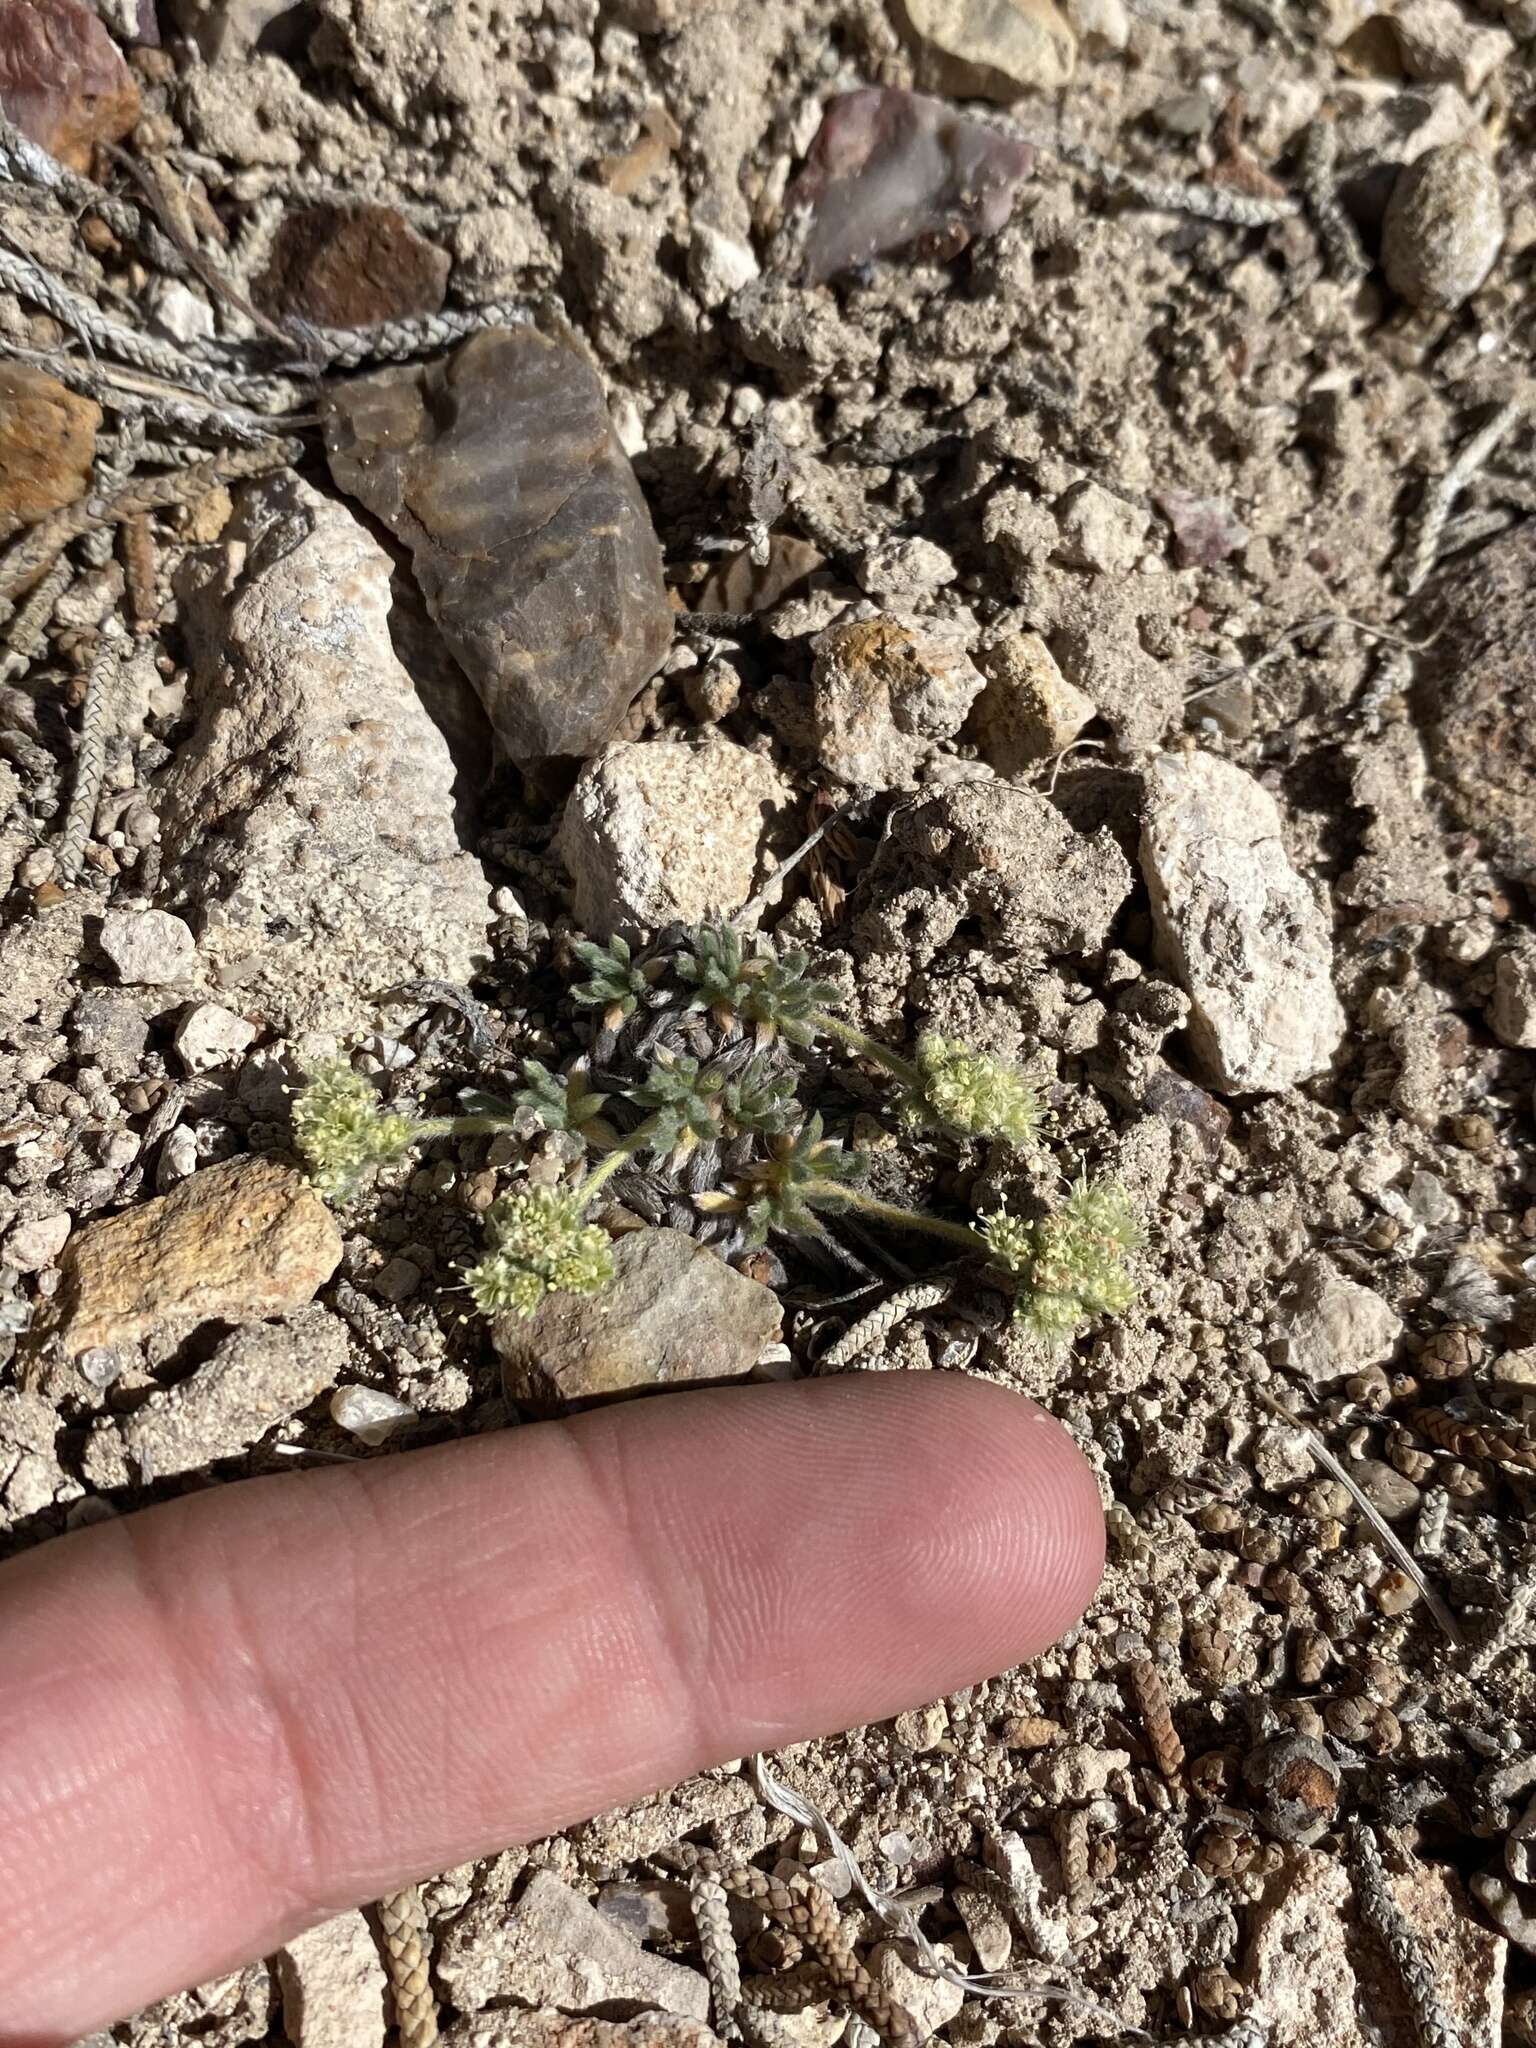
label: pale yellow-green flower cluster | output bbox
[291,1061,422,1201]
[908,1035,1044,1146]
[978,1177,1141,1345]
[464,1188,616,1318]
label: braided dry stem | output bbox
[376,1886,439,2048]
[740,1963,838,2012]
[690,1864,744,2040]
[706,1859,920,2048]
[821,1280,954,1370]
[55,627,123,884]
[0,441,302,602]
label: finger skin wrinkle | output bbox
[118,1475,366,1933]
[552,1409,720,1782]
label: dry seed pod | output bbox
[1294,1630,1330,1685]
[1414,1404,1536,1471]
[1368,1706,1403,1755]
[1346,1365,1393,1411]
[1193,1968,1247,2022]
[1053,1806,1092,1911]
[1266,1565,1305,1608]
[1324,1694,1373,1744]
[1129,1660,1184,1779]
[1277,1699,1326,1741]
[1392,140,1507,309]
[1190,1748,1240,1803]
[1420,1324,1483,1377]
[1388,1431,1436,1484]
[1199,1500,1243,1535]
[1195,1825,1256,1878]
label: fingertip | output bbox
[877,1371,1105,1666]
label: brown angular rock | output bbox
[495,1228,781,1413]
[1415,522,1536,882]
[0,0,139,170]
[323,328,672,763]
[255,203,452,330]
[0,365,100,542]
[49,1155,342,1358]
[970,630,1094,773]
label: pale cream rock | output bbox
[903,0,1076,98]
[1272,1252,1403,1386]
[559,740,791,937]
[1140,752,1345,1093]
[275,1910,388,2048]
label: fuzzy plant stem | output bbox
[811,1181,985,1254]
[809,1013,922,1090]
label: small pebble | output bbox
[329,1384,418,1445]
[1382,141,1503,312]
[4,1213,70,1272]
[1374,1569,1421,1617]
[173,1002,259,1075]
[99,907,195,987]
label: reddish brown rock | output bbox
[0,365,100,541]
[0,0,140,171]
[324,327,673,763]
[255,203,452,330]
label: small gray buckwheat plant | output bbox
[292,920,1138,1342]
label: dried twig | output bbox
[0,340,308,444]
[1465,1542,1536,1679]
[0,109,141,241]
[121,514,159,635]
[1400,397,1529,596]
[0,557,72,684]
[376,1886,439,2048]
[54,626,125,885]
[1348,1826,1464,2048]
[819,1279,955,1370]
[0,440,301,602]
[0,240,299,410]
[1049,135,1301,226]
[734,796,866,928]
[295,297,534,370]
[78,420,148,573]
[1297,122,1368,280]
